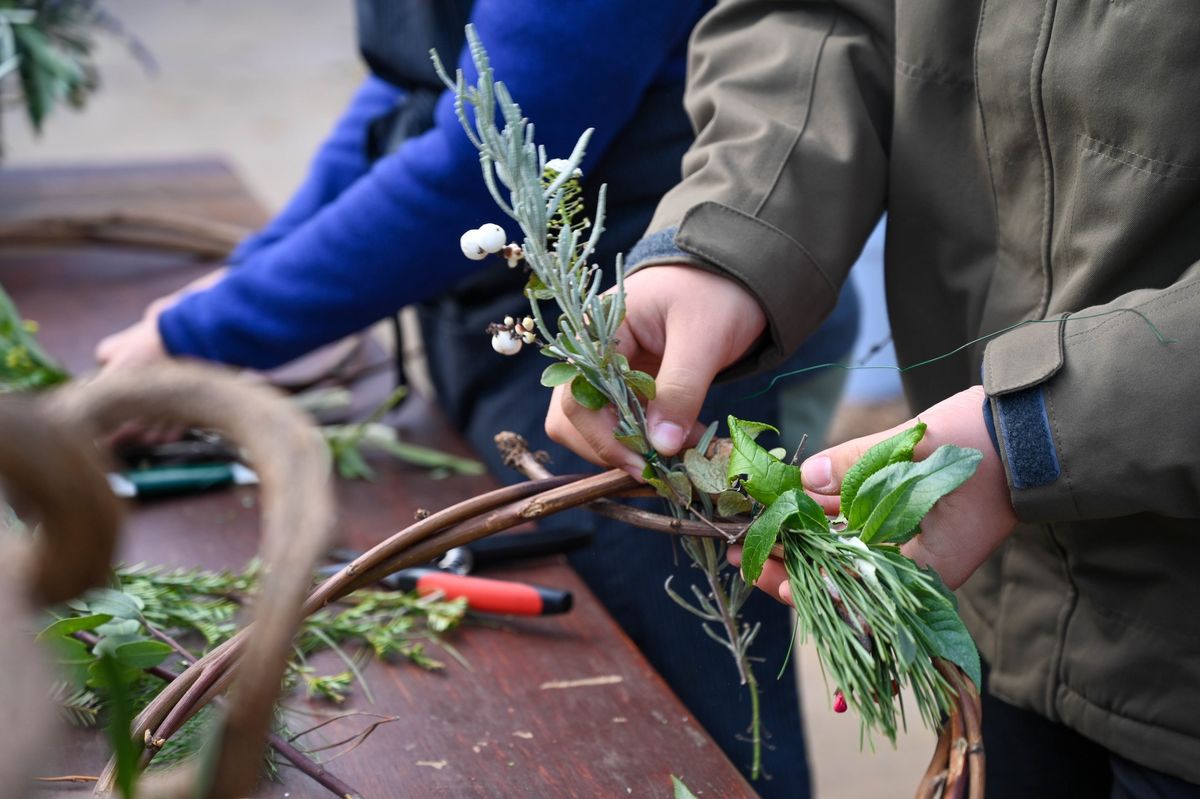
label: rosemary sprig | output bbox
[41,561,469,768]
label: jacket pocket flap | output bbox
[983,316,1067,395]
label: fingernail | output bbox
[727,546,742,566]
[649,421,685,454]
[802,456,834,492]
[779,581,792,605]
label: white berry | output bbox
[544,158,582,177]
[460,229,487,260]
[491,330,523,356]
[476,223,507,254]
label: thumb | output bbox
[644,316,721,457]
[801,419,919,497]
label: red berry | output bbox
[833,690,848,714]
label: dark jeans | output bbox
[981,665,1200,799]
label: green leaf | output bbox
[644,469,693,506]
[695,420,720,456]
[683,448,730,495]
[740,488,830,584]
[741,497,792,584]
[853,445,983,544]
[37,613,113,641]
[665,470,693,506]
[540,362,579,387]
[840,423,926,517]
[569,374,609,411]
[81,588,143,620]
[672,775,700,799]
[726,416,801,506]
[912,575,981,688]
[371,438,486,476]
[112,639,173,670]
[624,370,656,401]
[93,618,141,639]
[716,490,752,518]
[93,655,139,797]
[614,431,647,454]
[333,441,375,480]
[43,634,93,687]
[525,273,555,301]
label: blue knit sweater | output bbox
[159,0,718,367]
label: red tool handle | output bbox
[408,569,571,616]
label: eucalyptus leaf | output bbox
[726,416,801,506]
[665,470,693,507]
[716,489,752,518]
[840,423,926,516]
[683,448,730,495]
[569,374,609,410]
[540,362,579,387]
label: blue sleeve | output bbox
[160,0,705,369]
[227,76,402,265]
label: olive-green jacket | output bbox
[641,0,1200,782]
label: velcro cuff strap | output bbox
[990,387,1061,489]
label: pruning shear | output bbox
[107,437,258,499]
[324,529,590,617]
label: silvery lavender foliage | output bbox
[432,26,769,777]
[431,26,656,458]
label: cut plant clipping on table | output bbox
[435,23,987,791]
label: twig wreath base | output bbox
[100,428,982,798]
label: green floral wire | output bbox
[749,307,1173,398]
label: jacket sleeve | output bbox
[983,261,1200,522]
[641,0,894,374]
[160,0,706,369]
[229,76,402,265]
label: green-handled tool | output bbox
[107,462,259,499]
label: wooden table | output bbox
[0,160,755,798]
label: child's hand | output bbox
[732,386,1019,597]
[95,267,227,371]
[545,264,766,477]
